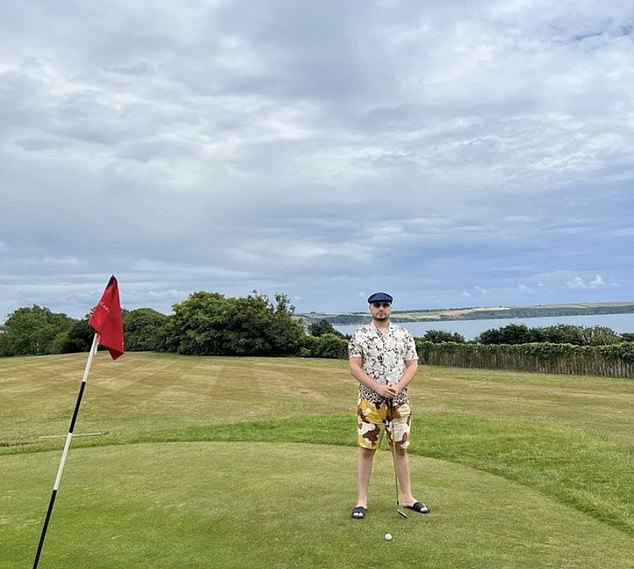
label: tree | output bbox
[58,319,94,353]
[165,291,228,355]
[538,324,620,345]
[476,323,536,345]
[267,293,306,355]
[620,332,634,342]
[539,324,584,345]
[308,319,345,338]
[313,333,348,358]
[420,330,465,343]
[123,308,168,351]
[0,331,7,356]
[220,293,278,355]
[581,326,620,346]
[163,291,306,356]
[3,306,74,356]
[300,333,348,358]
[475,323,622,346]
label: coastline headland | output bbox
[299,302,634,326]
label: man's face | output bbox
[370,301,392,321]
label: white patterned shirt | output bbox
[348,322,418,404]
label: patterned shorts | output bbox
[356,399,412,450]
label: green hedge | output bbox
[297,336,634,377]
[299,334,348,359]
[415,340,634,378]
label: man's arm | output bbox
[393,359,418,394]
[349,356,395,398]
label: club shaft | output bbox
[388,399,406,518]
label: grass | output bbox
[1,352,632,568]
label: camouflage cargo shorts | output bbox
[356,399,412,450]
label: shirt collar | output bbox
[371,321,391,335]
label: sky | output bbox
[1,0,633,321]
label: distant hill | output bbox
[298,302,634,326]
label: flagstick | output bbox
[33,333,100,569]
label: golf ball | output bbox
[384,532,393,541]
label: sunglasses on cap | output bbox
[372,302,392,308]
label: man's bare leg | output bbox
[356,447,376,508]
[393,447,415,506]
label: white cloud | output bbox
[590,273,606,287]
[566,273,612,290]
[567,277,588,290]
[1,1,634,318]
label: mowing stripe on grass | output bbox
[1,442,632,569]
[2,412,632,535]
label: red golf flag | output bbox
[88,275,124,359]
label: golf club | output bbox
[388,398,408,519]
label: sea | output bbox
[334,312,634,341]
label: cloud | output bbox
[566,273,612,290]
[1,1,634,319]
[518,284,536,295]
[590,273,606,287]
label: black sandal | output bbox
[351,506,367,519]
[404,501,430,514]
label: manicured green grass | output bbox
[3,443,633,569]
[1,352,632,568]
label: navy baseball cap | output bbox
[367,292,393,304]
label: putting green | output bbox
[2,442,631,569]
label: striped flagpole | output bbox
[33,333,100,569]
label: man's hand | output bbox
[375,383,398,399]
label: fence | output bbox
[415,341,634,378]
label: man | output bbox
[348,292,430,519]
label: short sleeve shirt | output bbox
[348,322,418,405]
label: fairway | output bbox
[1,353,632,568]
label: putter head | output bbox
[397,508,408,519]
